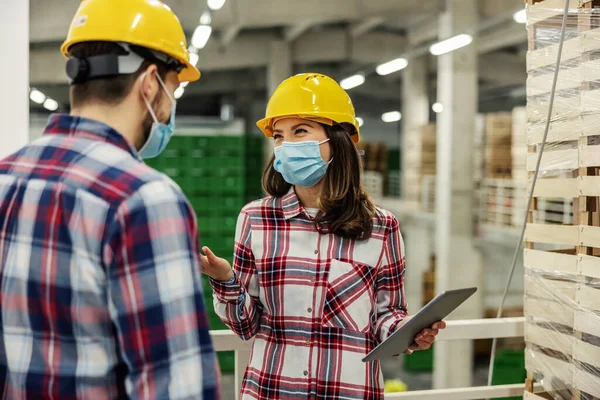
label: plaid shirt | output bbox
[0,114,220,399]
[210,189,407,399]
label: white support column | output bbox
[264,40,292,167]
[402,52,430,311]
[434,0,483,389]
[1,1,29,158]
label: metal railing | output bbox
[209,317,526,400]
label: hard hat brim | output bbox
[257,115,360,143]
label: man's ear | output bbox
[139,64,159,103]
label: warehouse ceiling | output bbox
[29,0,528,119]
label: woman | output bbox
[201,73,445,399]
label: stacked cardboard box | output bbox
[402,124,436,210]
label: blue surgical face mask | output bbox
[273,139,332,187]
[139,72,176,159]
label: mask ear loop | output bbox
[318,138,333,164]
[140,72,159,123]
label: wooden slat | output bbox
[579,145,600,167]
[578,253,600,278]
[384,384,528,400]
[526,0,576,26]
[525,223,579,245]
[527,148,578,171]
[525,297,575,327]
[573,338,600,369]
[573,367,600,399]
[527,94,579,123]
[526,323,574,354]
[579,224,600,248]
[581,113,600,137]
[523,392,549,400]
[526,117,581,145]
[575,309,600,337]
[524,249,578,274]
[532,177,578,198]
[581,89,600,113]
[527,37,581,71]
[525,350,573,383]
[525,275,578,301]
[579,175,600,196]
[577,284,600,312]
[527,67,582,97]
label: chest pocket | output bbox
[322,259,377,333]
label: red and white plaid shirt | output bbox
[210,188,407,399]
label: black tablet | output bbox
[362,287,477,362]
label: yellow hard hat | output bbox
[61,0,200,83]
[257,73,361,143]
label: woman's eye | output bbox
[273,134,282,140]
[295,128,307,134]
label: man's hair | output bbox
[262,123,377,241]
[68,41,169,108]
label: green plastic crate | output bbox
[403,345,434,372]
[492,349,526,400]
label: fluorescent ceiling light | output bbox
[381,111,402,123]
[174,86,185,99]
[356,117,364,127]
[376,58,408,76]
[189,52,199,67]
[429,33,473,56]
[192,25,212,49]
[200,10,212,25]
[340,74,365,90]
[29,89,46,104]
[513,9,527,24]
[207,0,226,10]
[432,102,444,113]
[43,98,59,111]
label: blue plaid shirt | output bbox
[0,114,220,399]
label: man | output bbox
[0,0,220,398]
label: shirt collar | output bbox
[281,187,304,220]
[43,114,142,161]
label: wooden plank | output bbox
[577,284,600,312]
[574,309,600,338]
[527,94,580,123]
[581,89,600,113]
[573,367,600,399]
[525,350,573,383]
[527,148,579,171]
[525,297,575,327]
[578,253,600,278]
[525,323,574,355]
[384,384,527,400]
[573,338,600,369]
[527,67,582,97]
[579,176,600,196]
[579,224,600,248]
[532,177,578,198]
[526,117,581,145]
[525,223,579,245]
[527,0,575,26]
[523,393,550,400]
[526,36,581,71]
[579,145,600,167]
[524,249,578,274]
[582,113,600,137]
[525,275,578,301]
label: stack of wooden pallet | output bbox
[484,113,513,179]
[402,124,436,210]
[524,1,600,399]
[512,106,528,185]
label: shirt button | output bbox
[303,370,309,376]
[314,250,319,254]
[305,339,310,345]
[307,307,313,313]
[311,277,316,283]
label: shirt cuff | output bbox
[209,272,242,302]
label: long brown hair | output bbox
[262,122,377,240]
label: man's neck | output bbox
[70,106,142,150]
